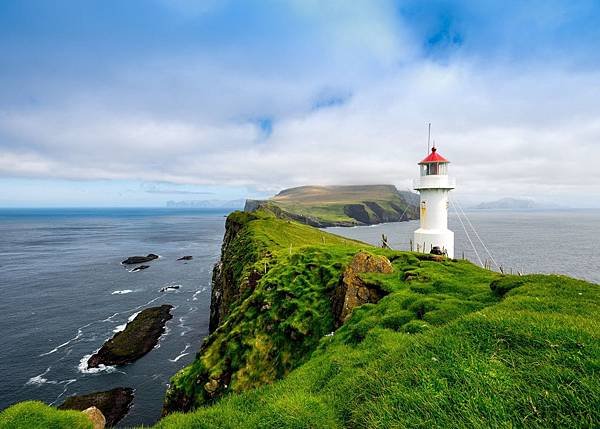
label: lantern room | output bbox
[419,147,449,176]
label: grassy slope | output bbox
[157,212,600,428]
[264,185,418,225]
[0,401,91,429]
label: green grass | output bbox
[157,212,600,428]
[163,210,365,411]
[0,401,91,429]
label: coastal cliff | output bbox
[159,210,600,428]
[162,210,366,413]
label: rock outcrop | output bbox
[177,256,193,261]
[332,251,393,327]
[59,387,133,427]
[87,305,173,368]
[121,254,158,265]
[82,407,105,429]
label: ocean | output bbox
[0,208,598,427]
[0,208,227,426]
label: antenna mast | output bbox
[427,123,431,153]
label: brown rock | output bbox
[332,251,393,327]
[59,387,133,427]
[82,406,105,429]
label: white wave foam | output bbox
[113,323,126,333]
[102,312,119,322]
[154,324,172,350]
[49,379,77,406]
[26,368,53,385]
[178,316,192,337]
[128,311,141,322]
[112,289,133,295]
[39,323,91,357]
[77,354,118,374]
[101,295,162,324]
[169,344,191,363]
[112,310,140,333]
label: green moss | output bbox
[0,401,91,429]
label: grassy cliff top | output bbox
[246,184,418,226]
[159,211,599,428]
[2,211,599,428]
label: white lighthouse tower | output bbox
[413,146,455,258]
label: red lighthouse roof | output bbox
[419,147,449,164]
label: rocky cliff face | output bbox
[209,212,264,333]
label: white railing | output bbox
[413,175,456,190]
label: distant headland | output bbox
[244,184,419,227]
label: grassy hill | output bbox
[1,210,598,428]
[245,185,419,227]
[155,211,599,428]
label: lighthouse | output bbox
[413,146,455,258]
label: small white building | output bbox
[413,147,455,258]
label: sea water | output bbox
[0,208,227,426]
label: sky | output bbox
[1,0,600,207]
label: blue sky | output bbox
[1,0,600,207]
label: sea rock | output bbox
[177,256,193,261]
[332,251,393,327]
[131,265,150,272]
[87,305,173,368]
[121,254,159,265]
[82,407,105,429]
[160,285,180,292]
[59,387,133,427]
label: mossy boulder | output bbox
[87,305,172,368]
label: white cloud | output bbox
[1,2,599,206]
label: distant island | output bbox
[245,184,419,227]
[166,199,245,209]
[473,197,561,210]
